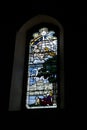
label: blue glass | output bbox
[26,27,58,109]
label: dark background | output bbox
[0,1,86,120]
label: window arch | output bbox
[9,15,64,111]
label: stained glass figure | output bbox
[26,27,58,109]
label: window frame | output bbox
[8,15,64,111]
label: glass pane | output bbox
[26,27,58,109]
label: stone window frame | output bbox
[8,15,64,111]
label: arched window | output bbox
[9,15,64,111]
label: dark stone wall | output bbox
[0,3,84,118]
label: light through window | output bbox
[26,27,58,109]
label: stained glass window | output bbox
[26,27,58,109]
